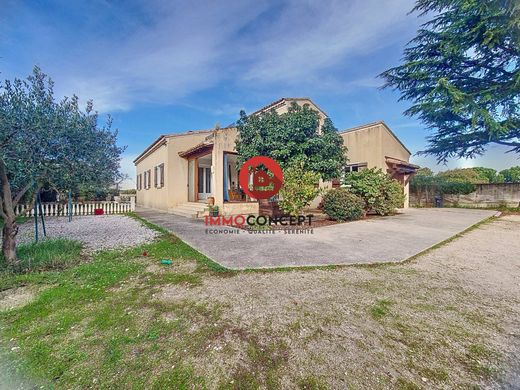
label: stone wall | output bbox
[410,183,520,208]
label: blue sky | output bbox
[1,0,515,188]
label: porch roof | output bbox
[385,156,420,174]
[178,140,214,158]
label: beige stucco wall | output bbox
[341,123,411,169]
[341,124,383,168]
[222,202,259,216]
[134,140,169,210]
[135,132,211,210]
[380,126,411,168]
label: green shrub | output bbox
[279,163,321,216]
[343,168,405,215]
[322,188,365,221]
[376,177,406,215]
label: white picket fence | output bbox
[15,201,135,217]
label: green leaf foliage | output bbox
[472,167,504,183]
[437,168,490,184]
[235,102,346,181]
[322,188,365,221]
[0,66,125,201]
[500,166,520,182]
[380,0,520,161]
[343,168,406,215]
[411,168,478,195]
[278,162,321,216]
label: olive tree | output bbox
[0,67,124,266]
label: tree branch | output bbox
[492,140,520,147]
[12,181,33,206]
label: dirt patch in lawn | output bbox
[150,215,520,389]
[0,286,40,311]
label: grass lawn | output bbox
[0,214,518,389]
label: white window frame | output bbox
[144,170,152,190]
[137,173,142,190]
[154,164,165,189]
[344,163,368,174]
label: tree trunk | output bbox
[0,157,22,267]
[2,216,18,266]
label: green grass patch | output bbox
[127,212,229,273]
[460,344,500,378]
[370,299,393,319]
[297,375,328,389]
[0,239,83,274]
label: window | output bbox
[137,174,142,190]
[143,170,152,189]
[344,163,367,174]
[337,163,368,185]
[154,164,165,188]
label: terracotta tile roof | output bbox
[178,140,214,158]
[134,127,237,164]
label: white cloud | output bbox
[1,0,418,113]
[240,0,417,84]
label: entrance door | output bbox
[198,166,212,200]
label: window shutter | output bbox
[154,166,158,188]
[160,164,164,187]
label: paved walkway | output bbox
[136,207,497,270]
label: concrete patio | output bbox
[136,207,498,270]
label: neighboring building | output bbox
[134,98,418,216]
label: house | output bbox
[134,98,418,217]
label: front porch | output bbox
[179,138,259,216]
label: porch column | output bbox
[403,174,410,208]
[212,147,224,207]
[223,153,229,202]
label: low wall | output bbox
[411,183,520,208]
[15,200,136,217]
[222,202,259,216]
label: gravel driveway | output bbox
[14,215,159,250]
